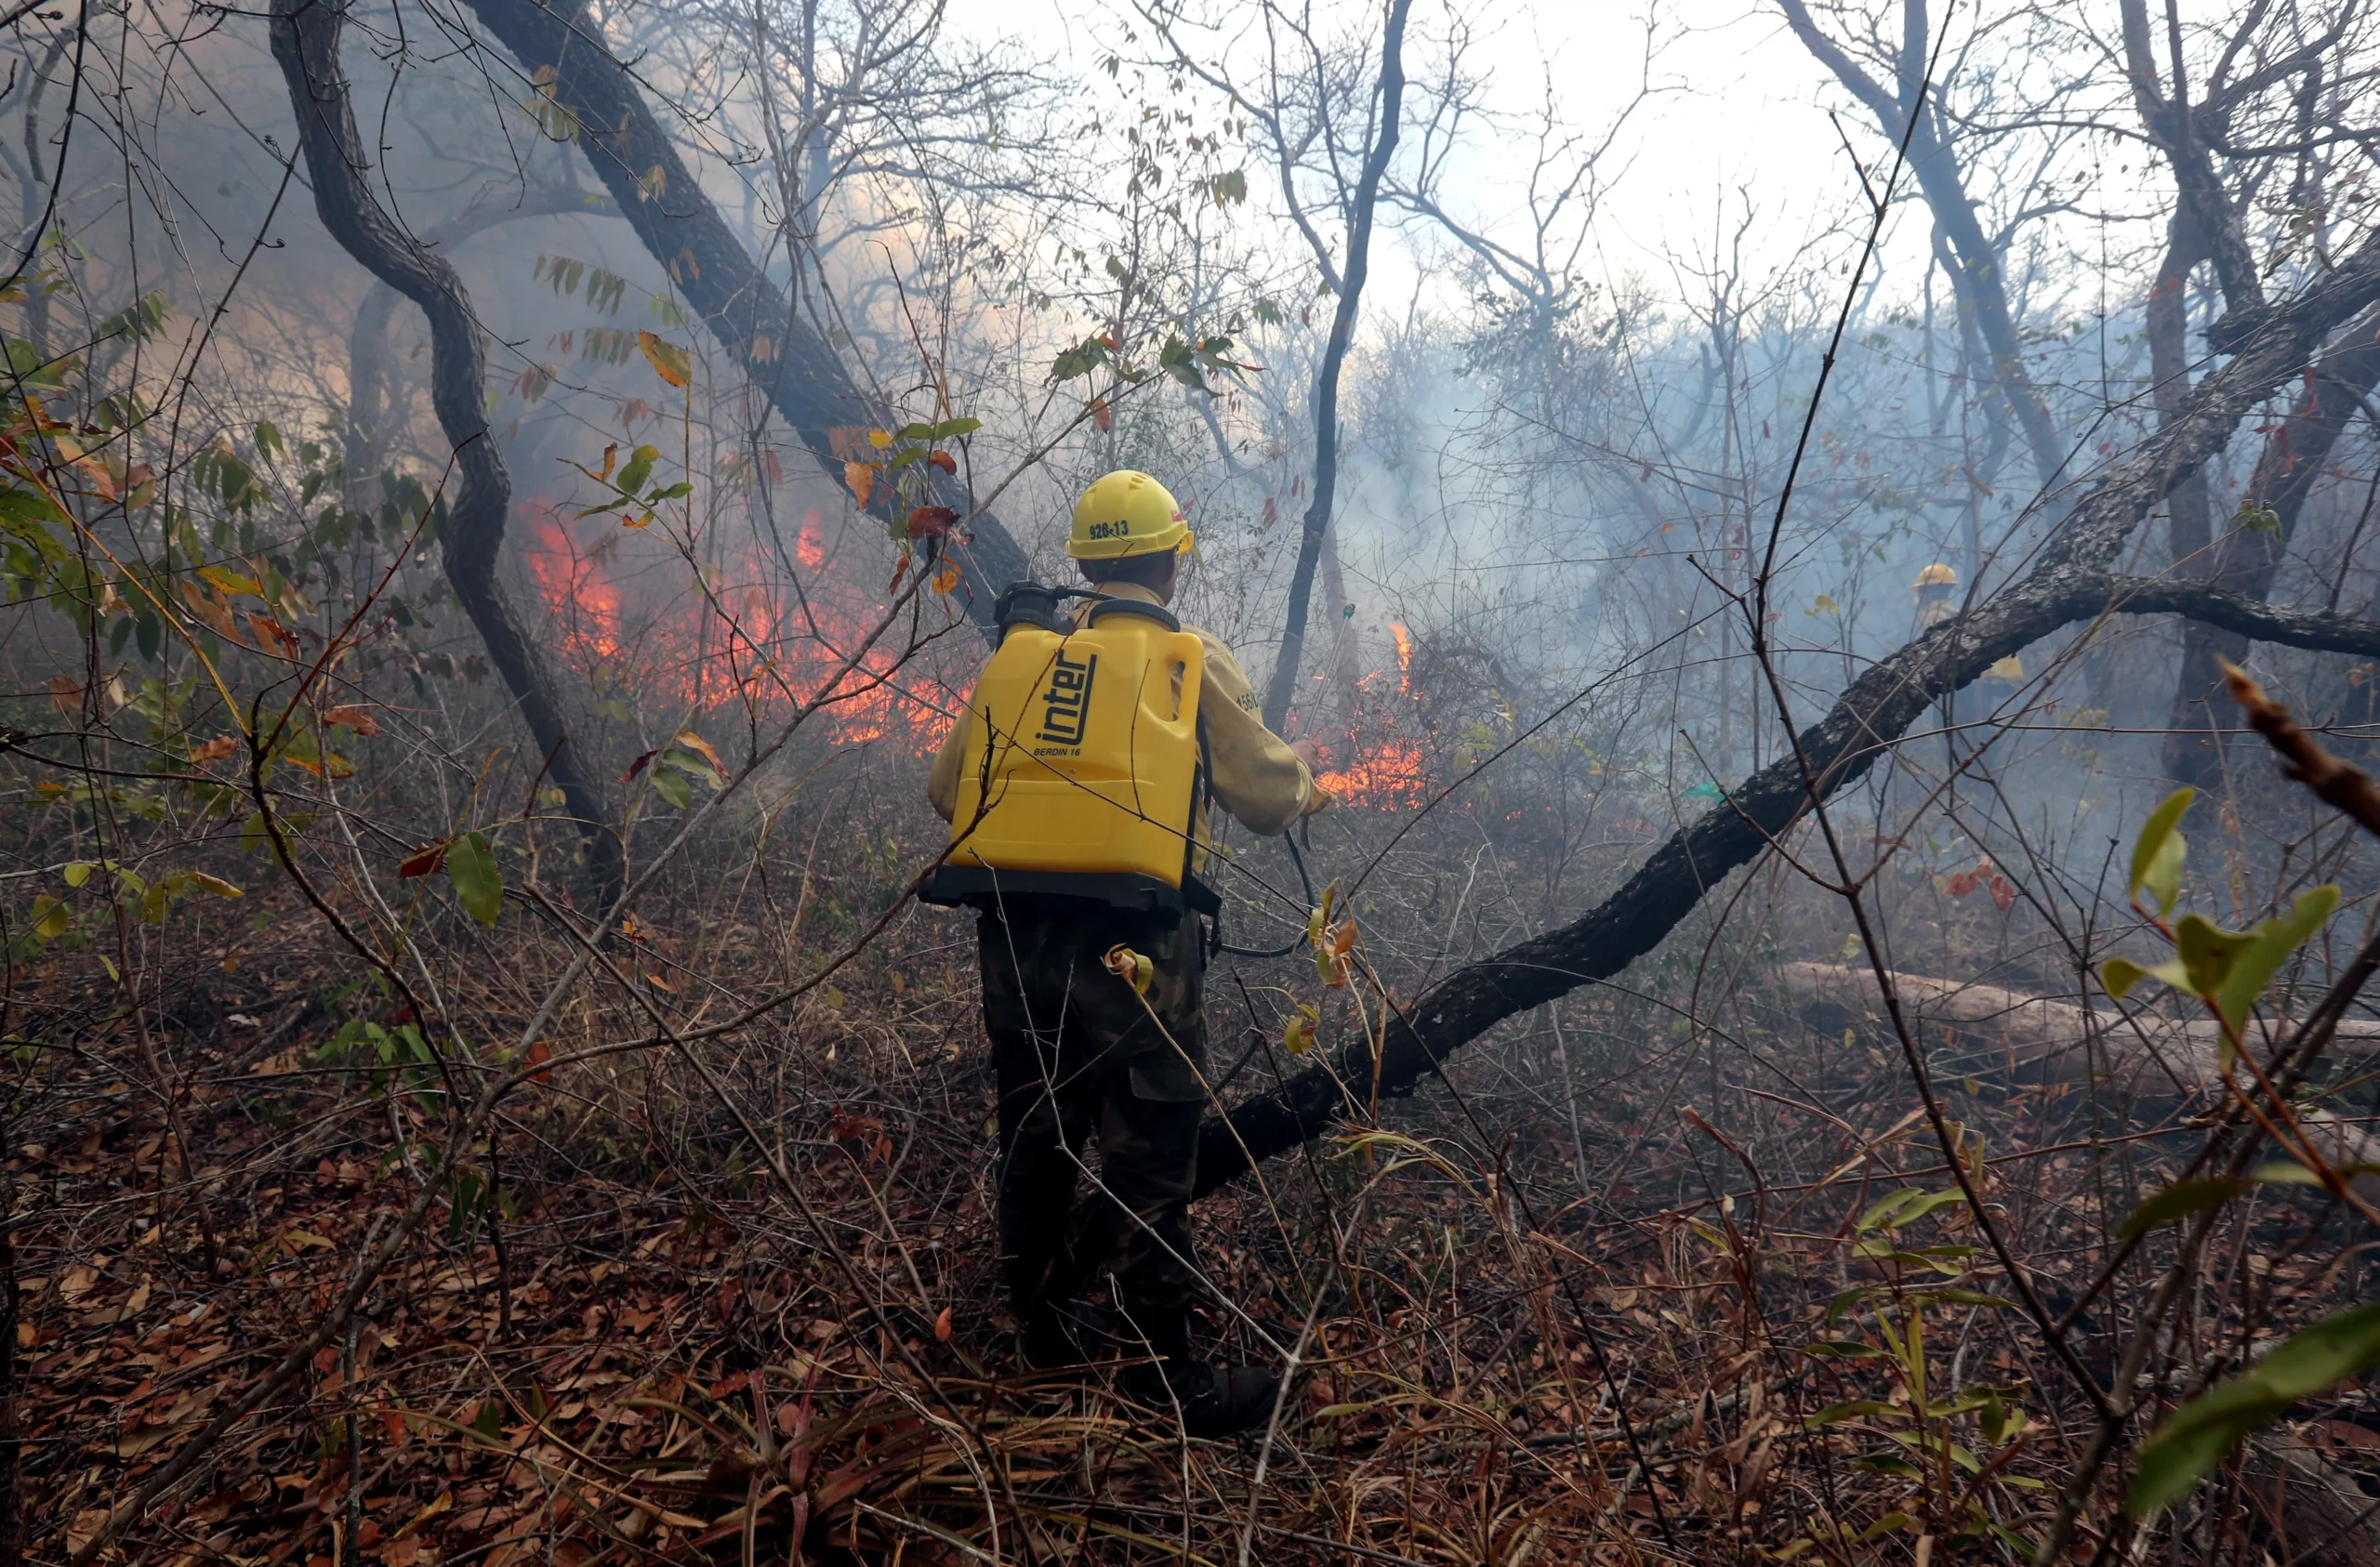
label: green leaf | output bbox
[1905,1287,2016,1310]
[615,445,658,497]
[2128,1299,2380,1516]
[62,861,93,888]
[1856,1186,1964,1233]
[444,830,502,927]
[2102,956,2150,999]
[1805,1339,1884,1359]
[29,894,69,941]
[2172,913,2256,1000]
[2212,886,2339,1034]
[649,764,693,810]
[2131,788,2194,914]
[1051,336,1111,382]
[1804,1400,1894,1427]
[2119,1178,2243,1241]
[1854,1512,1917,1545]
[929,417,982,439]
[2252,1160,2326,1186]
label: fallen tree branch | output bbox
[1194,225,2380,1197]
[1779,961,2380,1212]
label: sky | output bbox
[950,0,1884,299]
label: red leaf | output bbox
[906,506,959,539]
[621,747,659,784]
[398,839,451,878]
[526,1038,552,1085]
[248,612,300,658]
[927,449,957,475]
[1091,398,1113,433]
[933,1306,953,1342]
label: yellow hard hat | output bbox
[1067,470,1194,560]
[1914,561,1959,590]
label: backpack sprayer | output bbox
[919,581,1316,956]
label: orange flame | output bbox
[1317,737,1430,810]
[519,500,958,754]
[1316,623,1432,809]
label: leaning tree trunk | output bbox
[459,0,1028,629]
[273,0,624,912]
[1194,233,2380,1197]
[2164,309,2380,785]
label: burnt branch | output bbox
[2221,657,2380,838]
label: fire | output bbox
[1315,622,1433,809]
[519,500,959,754]
[1317,736,1430,810]
[524,514,622,663]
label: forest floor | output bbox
[18,873,2380,1567]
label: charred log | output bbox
[272,0,624,911]
[1194,236,2380,1197]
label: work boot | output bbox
[1020,1299,1093,1373]
[1120,1356,1281,1439]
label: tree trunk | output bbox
[1258,0,1412,735]
[2165,310,2380,785]
[2146,212,2213,576]
[273,0,625,912]
[458,0,1029,629]
[1194,237,2380,1196]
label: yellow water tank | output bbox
[928,597,1209,913]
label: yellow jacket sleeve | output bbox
[1192,630,1329,836]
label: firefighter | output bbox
[926,469,1329,1437]
[1914,561,1960,627]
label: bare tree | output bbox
[1779,0,2069,495]
[1142,0,1415,734]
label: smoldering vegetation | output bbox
[8,0,2380,1562]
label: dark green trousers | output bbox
[979,904,1210,1353]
